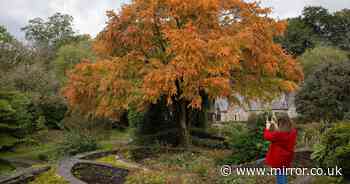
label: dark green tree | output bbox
[302,6,332,36]
[302,7,350,51]
[277,7,350,56]
[277,18,318,55]
[295,60,350,124]
[328,9,350,50]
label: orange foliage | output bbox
[63,0,304,119]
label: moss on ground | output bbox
[95,155,140,170]
[29,168,68,184]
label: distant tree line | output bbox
[278,6,350,56]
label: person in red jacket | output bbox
[264,112,297,184]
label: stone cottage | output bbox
[212,93,297,122]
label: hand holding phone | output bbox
[265,112,278,130]
[265,117,272,129]
[271,113,278,130]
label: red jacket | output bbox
[263,128,297,168]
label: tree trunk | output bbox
[178,102,190,148]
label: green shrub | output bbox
[0,91,33,150]
[38,153,49,162]
[297,123,321,148]
[34,98,67,129]
[58,131,99,156]
[35,116,47,131]
[311,122,350,177]
[221,113,269,164]
[3,62,66,129]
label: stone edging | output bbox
[57,149,139,184]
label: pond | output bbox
[72,163,129,184]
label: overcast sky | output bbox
[1,0,349,40]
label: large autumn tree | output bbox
[63,0,303,147]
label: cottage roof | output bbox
[215,93,295,112]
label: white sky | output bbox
[0,0,349,40]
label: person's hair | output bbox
[275,112,293,132]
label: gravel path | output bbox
[57,158,85,184]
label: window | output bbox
[234,113,239,121]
